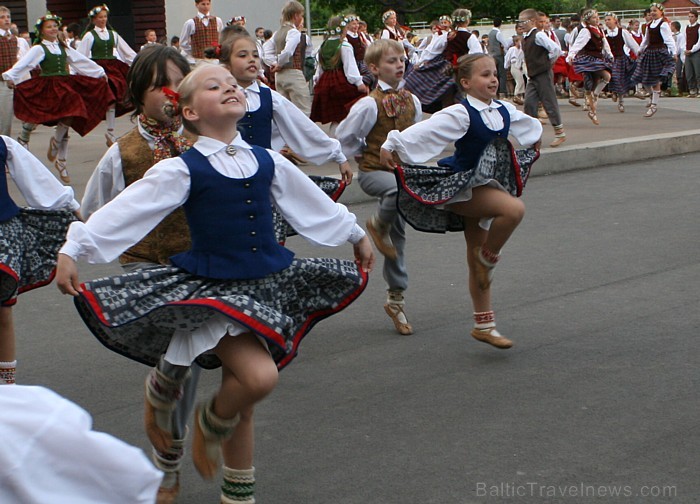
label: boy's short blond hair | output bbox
[281,1,304,22]
[364,39,403,67]
[519,8,539,21]
[0,6,11,15]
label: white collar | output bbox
[689,22,698,28]
[41,39,59,46]
[242,81,261,94]
[378,79,406,91]
[466,94,502,111]
[0,29,10,37]
[650,18,663,28]
[197,12,210,19]
[525,27,538,36]
[346,31,358,38]
[457,27,470,32]
[607,27,619,36]
[194,134,251,156]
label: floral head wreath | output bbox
[227,16,246,26]
[604,12,617,19]
[439,15,453,24]
[382,10,396,23]
[35,12,63,34]
[650,2,664,11]
[452,10,472,23]
[582,9,598,22]
[88,4,109,18]
[327,15,355,35]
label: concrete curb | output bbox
[338,129,700,205]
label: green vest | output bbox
[319,39,342,71]
[40,44,69,76]
[90,29,115,59]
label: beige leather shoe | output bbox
[384,303,413,335]
[471,327,513,349]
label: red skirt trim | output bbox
[13,75,114,136]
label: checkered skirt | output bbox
[404,55,455,106]
[631,48,675,86]
[609,55,636,94]
[573,54,613,75]
[394,138,539,233]
[94,59,134,117]
[74,257,367,370]
[0,209,76,306]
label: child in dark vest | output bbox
[0,135,79,385]
[2,12,111,184]
[603,12,640,113]
[81,45,194,504]
[0,6,30,137]
[56,63,374,504]
[380,53,541,350]
[337,39,422,336]
[77,4,137,146]
[519,8,567,147]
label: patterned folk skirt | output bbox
[13,75,114,136]
[609,55,636,94]
[94,59,134,117]
[273,176,346,242]
[74,258,368,371]
[573,54,613,75]
[631,48,675,87]
[394,138,539,233]
[0,209,76,306]
[310,69,366,124]
[404,54,455,107]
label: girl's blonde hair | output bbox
[455,53,493,85]
[203,25,254,63]
[177,63,221,134]
[281,1,304,22]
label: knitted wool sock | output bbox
[473,311,505,338]
[478,245,500,268]
[593,79,609,97]
[0,360,16,385]
[651,91,660,105]
[221,466,255,504]
[386,289,405,306]
[54,122,69,143]
[106,107,116,132]
[153,437,185,489]
[146,362,191,433]
[18,123,36,143]
[553,124,565,138]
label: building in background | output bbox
[12,0,286,49]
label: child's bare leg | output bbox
[193,333,277,480]
[0,307,16,384]
[462,217,513,349]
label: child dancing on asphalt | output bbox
[380,54,541,349]
[0,135,79,385]
[56,63,374,504]
[337,39,422,336]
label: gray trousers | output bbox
[493,53,508,95]
[358,170,408,291]
[684,51,700,92]
[0,82,13,137]
[524,69,562,126]
[122,262,201,439]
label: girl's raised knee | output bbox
[243,364,278,400]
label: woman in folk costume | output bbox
[630,3,676,117]
[77,4,137,146]
[2,12,111,184]
[344,15,375,88]
[604,12,640,112]
[405,8,483,113]
[310,15,368,127]
[567,9,613,125]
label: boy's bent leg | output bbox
[145,357,192,453]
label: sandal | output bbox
[644,104,657,118]
[618,102,624,113]
[587,110,599,125]
[54,159,70,184]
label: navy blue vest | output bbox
[0,137,20,223]
[170,145,295,280]
[438,100,510,173]
[238,86,273,149]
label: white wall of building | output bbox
[26,0,46,31]
[165,0,287,40]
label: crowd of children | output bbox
[1,1,697,503]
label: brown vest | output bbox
[579,26,604,56]
[606,29,625,58]
[522,30,551,77]
[442,31,472,64]
[117,128,191,265]
[360,88,416,173]
[191,16,219,59]
[274,24,306,70]
[687,24,699,50]
[346,33,366,62]
[0,35,18,74]
[647,22,665,50]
